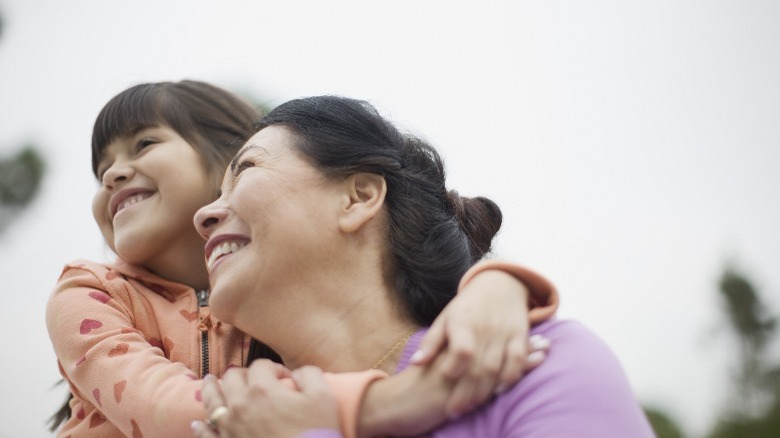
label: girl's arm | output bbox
[194,261,557,438]
[48,261,384,438]
[407,260,558,416]
[46,262,220,437]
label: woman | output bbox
[193,96,654,437]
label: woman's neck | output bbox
[258,281,419,374]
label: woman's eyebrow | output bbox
[229,145,267,173]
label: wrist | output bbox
[462,268,531,309]
[460,260,556,309]
[356,378,395,437]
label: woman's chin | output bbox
[207,290,235,324]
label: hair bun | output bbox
[447,190,502,260]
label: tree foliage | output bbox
[708,267,780,437]
[0,146,46,232]
[645,406,685,438]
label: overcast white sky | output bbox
[1,1,779,436]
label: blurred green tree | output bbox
[644,406,686,438]
[708,267,779,437]
[0,146,46,232]
[0,12,48,234]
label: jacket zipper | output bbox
[197,289,210,377]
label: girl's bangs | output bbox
[91,86,179,176]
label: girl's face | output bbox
[93,125,219,272]
[193,126,345,328]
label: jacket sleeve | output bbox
[458,259,559,325]
[324,371,387,438]
[47,261,388,438]
[46,262,211,438]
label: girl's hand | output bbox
[192,360,340,438]
[357,330,549,437]
[411,269,549,416]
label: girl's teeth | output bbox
[118,194,148,212]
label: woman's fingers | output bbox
[291,365,331,398]
[246,359,293,389]
[219,367,249,396]
[201,374,228,417]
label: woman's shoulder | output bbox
[485,318,655,437]
[525,318,632,390]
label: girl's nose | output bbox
[102,161,134,190]
[194,201,228,240]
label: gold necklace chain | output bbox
[371,330,417,369]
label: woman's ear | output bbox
[338,172,387,233]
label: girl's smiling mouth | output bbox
[110,188,154,219]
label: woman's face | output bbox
[194,126,345,327]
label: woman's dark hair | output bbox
[91,80,261,178]
[254,95,502,326]
[51,80,262,432]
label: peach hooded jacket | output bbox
[46,258,557,438]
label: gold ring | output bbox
[207,405,229,427]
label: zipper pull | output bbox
[197,290,209,307]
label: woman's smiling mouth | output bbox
[205,238,249,273]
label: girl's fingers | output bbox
[443,373,478,418]
[468,336,503,404]
[438,324,476,380]
[412,317,447,365]
[191,419,220,438]
[524,334,550,372]
[494,337,527,393]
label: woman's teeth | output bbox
[207,241,247,271]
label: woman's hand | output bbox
[192,360,340,438]
[411,269,549,416]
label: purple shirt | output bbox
[302,319,655,438]
[398,319,654,437]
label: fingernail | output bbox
[410,349,427,364]
[494,382,509,395]
[203,374,215,382]
[191,420,204,433]
[529,335,550,350]
[527,350,546,365]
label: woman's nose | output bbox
[194,201,228,240]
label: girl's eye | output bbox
[136,139,156,151]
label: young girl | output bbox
[46,80,558,437]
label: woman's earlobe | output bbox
[338,173,387,233]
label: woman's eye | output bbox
[230,160,254,186]
[235,160,254,175]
